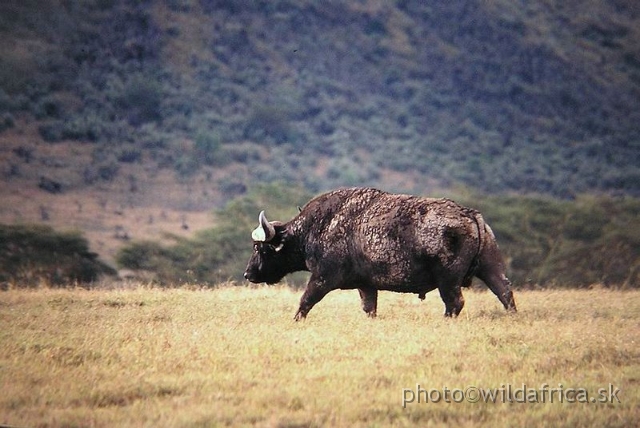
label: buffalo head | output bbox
[243,211,293,284]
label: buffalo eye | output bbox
[254,242,275,256]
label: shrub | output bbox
[33,95,65,119]
[116,240,166,271]
[174,155,199,178]
[38,121,65,142]
[245,105,295,144]
[38,176,63,194]
[83,160,120,184]
[0,224,115,287]
[116,74,164,125]
[60,115,104,142]
[97,161,120,181]
[117,148,143,163]
[194,131,221,165]
[0,112,15,132]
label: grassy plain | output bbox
[1,286,638,427]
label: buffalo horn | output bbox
[259,210,276,242]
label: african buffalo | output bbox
[244,187,516,320]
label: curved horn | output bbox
[251,211,266,242]
[251,210,276,242]
[260,210,276,241]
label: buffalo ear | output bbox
[251,225,266,242]
[273,223,288,252]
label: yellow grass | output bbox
[1,286,638,427]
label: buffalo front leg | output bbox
[358,288,378,318]
[438,285,465,317]
[476,239,517,312]
[479,270,517,312]
[294,276,331,321]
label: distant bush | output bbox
[33,95,65,119]
[38,121,65,143]
[12,145,33,163]
[96,160,120,181]
[194,131,221,166]
[173,155,199,179]
[115,74,164,126]
[220,143,262,164]
[325,154,379,188]
[116,147,142,163]
[60,115,104,142]
[0,113,14,132]
[0,44,39,96]
[0,224,116,288]
[38,176,63,194]
[84,154,121,184]
[245,105,296,144]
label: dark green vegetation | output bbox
[116,184,640,288]
[0,224,116,287]
[1,0,639,197]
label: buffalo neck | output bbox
[284,216,311,272]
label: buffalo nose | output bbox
[243,272,249,280]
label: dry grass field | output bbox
[1,286,638,427]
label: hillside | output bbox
[0,0,639,268]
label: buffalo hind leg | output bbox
[295,276,331,321]
[358,288,378,318]
[438,285,465,317]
